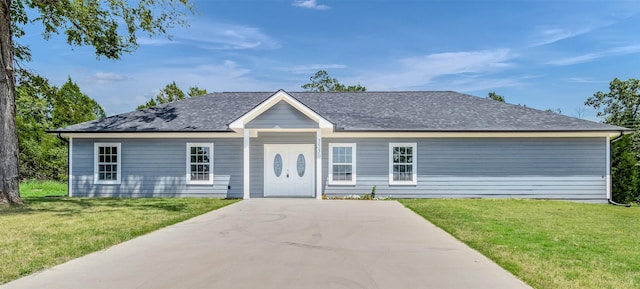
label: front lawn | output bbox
[401,199,640,289]
[0,184,239,284]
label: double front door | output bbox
[264,144,314,197]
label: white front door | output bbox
[264,144,315,197]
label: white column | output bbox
[68,137,73,197]
[316,129,323,199]
[243,129,251,200]
[605,136,611,200]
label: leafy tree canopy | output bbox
[586,77,640,203]
[586,78,640,128]
[137,81,207,110]
[1,0,195,204]
[487,91,505,102]
[11,0,193,61]
[301,70,366,92]
[16,71,105,180]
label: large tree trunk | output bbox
[0,0,21,205]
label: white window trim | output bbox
[389,142,417,185]
[328,143,357,185]
[186,143,214,185]
[94,142,121,185]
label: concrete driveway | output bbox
[2,199,531,289]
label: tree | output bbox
[137,82,207,110]
[16,72,105,181]
[585,78,640,202]
[188,86,207,97]
[610,135,638,202]
[487,91,505,102]
[51,77,105,128]
[301,70,366,92]
[0,0,193,204]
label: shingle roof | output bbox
[53,91,628,132]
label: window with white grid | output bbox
[329,143,356,185]
[389,143,417,185]
[186,143,214,185]
[94,143,121,184]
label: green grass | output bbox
[20,180,68,197]
[0,188,239,285]
[400,199,640,289]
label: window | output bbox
[94,143,121,184]
[329,143,356,185]
[186,143,214,185]
[389,143,417,185]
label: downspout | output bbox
[607,131,631,207]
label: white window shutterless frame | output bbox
[389,143,417,185]
[94,143,121,184]
[328,143,356,185]
[186,143,214,185]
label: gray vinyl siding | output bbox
[245,101,319,129]
[322,137,607,201]
[249,132,316,197]
[71,138,243,198]
[70,135,608,201]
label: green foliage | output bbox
[3,0,195,204]
[188,86,208,97]
[16,71,105,181]
[301,70,366,92]
[487,91,505,102]
[137,82,207,110]
[586,78,640,128]
[586,78,640,202]
[611,135,639,202]
[12,0,193,61]
[51,77,106,128]
[371,185,376,199]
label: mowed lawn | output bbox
[401,199,640,289]
[0,181,239,284]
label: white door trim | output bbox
[264,144,315,197]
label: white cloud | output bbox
[528,26,592,47]
[136,22,280,50]
[547,44,640,65]
[285,64,347,74]
[183,23,280,50]
[362,49,516,90]
[80,60,273,115]
[137,37,175,46]
[84,72,130,84]
[564,77,608,84]
[292,0,330,10]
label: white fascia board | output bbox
[58,130,625,139]
[58,132,242,139]
[324,131,625,138]
[228,90,333,131]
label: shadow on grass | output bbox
[0,197,192,216]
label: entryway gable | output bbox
[246,101,319,129]
[228,90,333,131]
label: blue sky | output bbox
[20,0,640,120]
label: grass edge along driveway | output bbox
[0,195,239,285]
[401,199,640,289]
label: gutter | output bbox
[608,131,632,207]
[56,133,69,143]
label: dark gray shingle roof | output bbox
[54,91,627,132]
